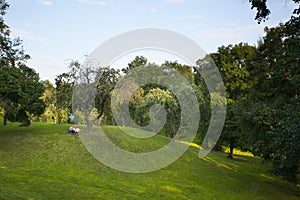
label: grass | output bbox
[0,121,299,199]
[223,147,254,157]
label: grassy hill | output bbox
[0,121,299,199]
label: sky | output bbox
[4,0,298,83]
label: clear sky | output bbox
[5,0,297,82]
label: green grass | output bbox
[0,121,299,199]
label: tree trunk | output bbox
[228,140,234,159]
[98,115,103,126]
[172,133,176,143]
[112,118,115,126]
[84,112,93,133]
[171,126,176,143]
[121,117,125,127]
[87,122,93,133]
[202,137,208,150]
[3,110,8,126]
[213,140,222,151]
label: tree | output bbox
[94,67,120,125]
[17,64,45,125]
[119,59,197,139]
[0,1,45,126]
[40,80,57,122]
[0,67,22,125]
[122,56,147,74]
[208,43,256,158]
[111,78,144,127]
[71,58,120,132]
[245,0,300,184]
[55,60,80,123]
[210,43,256,102]
[144,88,179,138]
[242,22,300,183]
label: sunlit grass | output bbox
[0,121,299,199]
[179,140,202,149]
[179,141,253,158]
[223,147,254,157]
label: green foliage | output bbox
[248,0,271,23]
[40,80,57,122]
[164,61,194,84]
[0,63,45,126]
[55,73,75,123]
[248,0,299,23]
[144,88,180,137]
[94,66,120,124]
[205,43,256,156]
[210,43,256,101]
[119,60,201,140]
[0,3,45,126]
[69,60,120,131]
[16,108,30,126]
[5,102,18,122]
[122,55,147,74]
[192,67,211,145]
[242,18,300,183]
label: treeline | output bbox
[46,57,209,141]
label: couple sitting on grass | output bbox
[68,125,80,134]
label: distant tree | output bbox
[144,88,179,138]
[94,66,120,125]
[55,60,80,123]
[71,59,120,131]
[122,56,147,74]
[128,87,145,126]
[41,80,57,122]
[120,59,195,139]
[164,61,194,84]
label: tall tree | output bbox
[0,1,44,126]
[242,22,300,183]
[209,43,256,158]
[244,0,300,183]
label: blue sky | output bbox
[5,0,297,82]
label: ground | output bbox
[0,121,299,199]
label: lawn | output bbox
[0,121,299,199]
